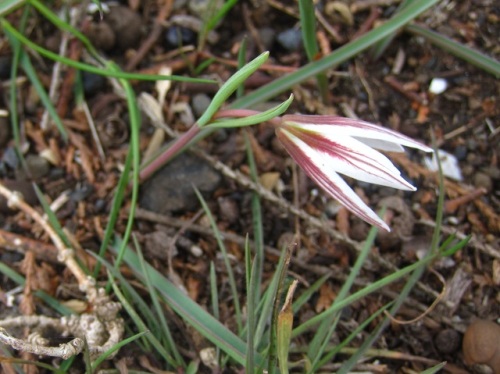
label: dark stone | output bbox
[106,5,143,51]
[84,21,116,51]
[2,147,19,170]
[70,183,94,202]
[165,26,196,48]
[22,155,50,180]
[140,153,221,214]
[454,144,467,161]
[82,71,106,97]
[434,328,460,354]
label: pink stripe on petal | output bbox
[285,127,416,190]
[277,128,390,231]
[283,115,432,152]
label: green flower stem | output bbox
[214,109,282,126]
[139,109,286,181]
[139,124,201,181]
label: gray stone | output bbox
[140,153,221,214]
[192,93,211,118]
[277,28,302,52]
[473,172,493,193]
[24,155,50,180]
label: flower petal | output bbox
[283,115,433,153]
[283,127,416,191]
[276,128,390,231]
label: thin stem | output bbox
[139,124,201,181]
[215,109,282,126]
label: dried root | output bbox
[0,182,124,360]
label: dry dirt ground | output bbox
[0,0,499,373]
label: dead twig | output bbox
[0,228,58,263]
[0,326,83,360]
[384,268,446,325]
[0,182,91,291]
[0,182,124,360]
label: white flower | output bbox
[275,115,432,231]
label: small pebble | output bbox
[428,77,448,95]
[2,147,20,170]
[85,21,116,51]
[165,26,197,48]
[82,71,106,97]
[217,196,239,224]
[473,172,493,193]
[70,184,94,202]
[277,28,302,52]
[23,155,50,180]
[191,93,211,118]
[453,145,467,161]
[482,166,500,179]
[94,199,107,213]
[106,5,143,51]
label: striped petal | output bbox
[282,127,416,190]
[276,115,432,231]
[283,115,433,153]
[276,128,390,230]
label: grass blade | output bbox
[406,23,500,77]
[0,19,213,84]
[308,214,381,366]
[231,0,440,109]
[91,331,149,371]
[298,0,328,101]
[0,0,24,16]
[113,246,265,367]
[194,188,243,333]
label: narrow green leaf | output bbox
[0,0,24,16]
[209,95,293,128]
[441,236,470,257]
[104,268,180,366]
[3,34,68,141]
[298,0,318,61]
[292,274,329,314]
[194,187,243,333]
[308,211,383,366]
[420,362,447,374]
[406,24,500,77]
[370,0,415,59]
[91,331,149,371]
[298,0,328,101]
[135,236,185,366]
[116,247,266,367]
[293,252,437,337]
[313,302,393,371]
[112,71,141,270]
[0,262,73,315]
[0,19,213,84]
[197,52,269,126]
[231,0,440,109]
